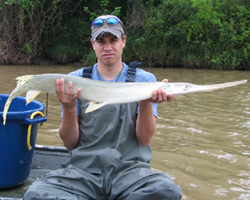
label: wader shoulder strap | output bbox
[82,66,93,79]
[125,61,141,82]
[82,61,142,82]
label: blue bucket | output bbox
[0,94,47,189]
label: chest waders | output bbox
[23,61,182,200]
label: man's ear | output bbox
[122,35,127,48]
[91,38,95,50]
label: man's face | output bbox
[92,33,126,67]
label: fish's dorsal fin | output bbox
[85,102,106,113]
[26,90,42,105]
[16,75,35,87]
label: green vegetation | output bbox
[0,0,250,69]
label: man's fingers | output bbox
[59,78,65,93]
[150,88,172,103]
[148,79,172,103]
[160,88,168,101]
[55,78,64,95]
[167,94,173,102]
[75,88,81,98]
[56,79,60,92]
[67,81,73,96]
[157,89,163,102]
[151,90,158,101]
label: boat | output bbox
[0,145,70,200]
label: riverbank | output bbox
[1,0,250,70]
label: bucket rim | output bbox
[0,94,45,120]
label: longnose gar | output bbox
[2,74,247,125]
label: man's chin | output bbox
[103,60,116,66]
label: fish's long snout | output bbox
[205,79,247,90]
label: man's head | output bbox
[91,15,124,41]
[91,15,126,67]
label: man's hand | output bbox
[56,78,81,150]
[150,79,173,103]
[55,78,81,110]
[136,79,172,146]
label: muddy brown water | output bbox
[1,65,250,200]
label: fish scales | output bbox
[81,81,166,103]
[2,73,247,125]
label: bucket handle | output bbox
[26,111,45,150]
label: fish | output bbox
[2,73,247,125]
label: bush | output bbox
[1,0,250,69]
[127,0,250,69]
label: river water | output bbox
[1,65,250,200]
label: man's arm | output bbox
[56,78,81,150]
[136,80,172,146]
[136,100,157,146]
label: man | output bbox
[24,15,182,200]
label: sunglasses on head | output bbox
[92,17,123,27]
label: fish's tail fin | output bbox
[3,98,12,125]
[3,75,35,125]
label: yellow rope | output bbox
[27,111,45,150]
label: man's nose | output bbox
[104,42,112,50]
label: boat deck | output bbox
[0,145,70,200]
